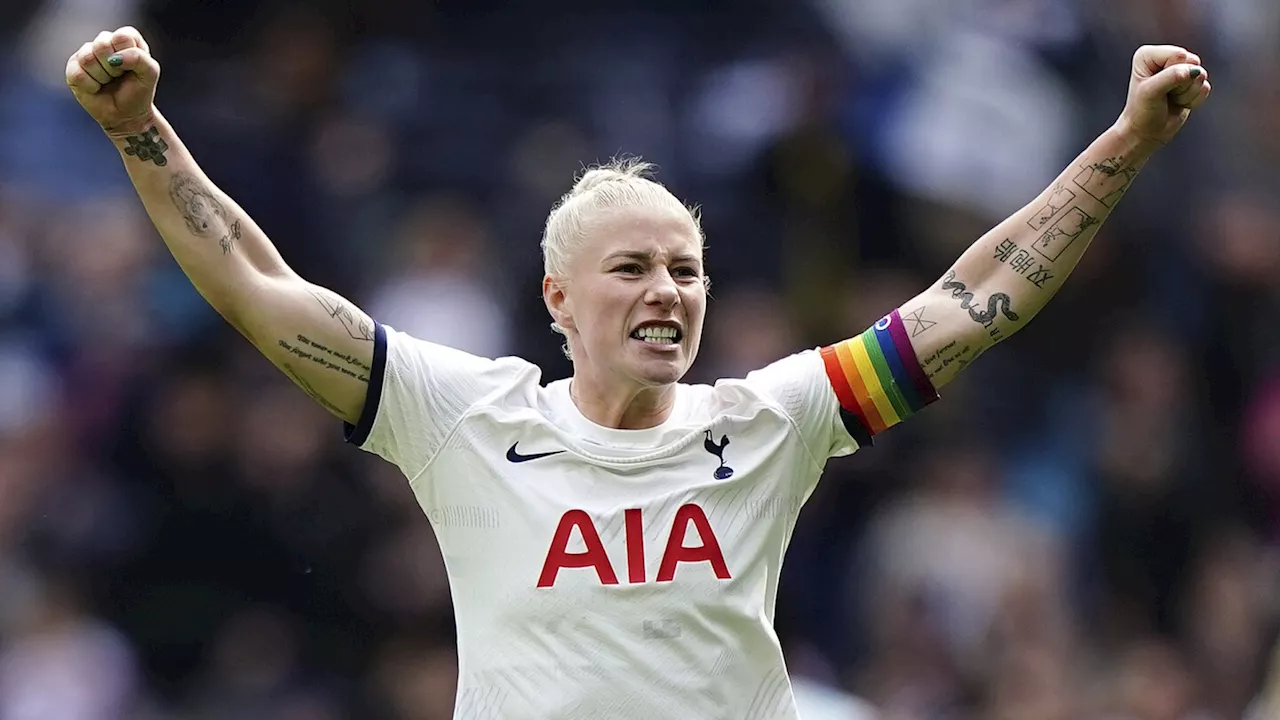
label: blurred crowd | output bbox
[0,0,1278,718]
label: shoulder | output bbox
[381,324,548,409]
[709,349,826,404]
[386,325,539,374]
[670,350,829,428]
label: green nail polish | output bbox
[1189,67,1201,78]
[107,54,123,67]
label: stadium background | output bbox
[1,0,1278,718]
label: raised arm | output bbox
[66,27,374,423]
[899,45,1212,389]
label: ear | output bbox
[542,274,575,331]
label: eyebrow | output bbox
[603,250,702,265]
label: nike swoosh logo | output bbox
[506,443,566,463]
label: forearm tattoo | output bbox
[122,126,169,166]
[169,173,240,254]
[921,339,981,381]
[1031,207,1098,263]
[903,306,937,337]
[993,239,1055,289]
[1073,155,1138,208]
[998,155,1135,289]
[941,270,1019,326]
[1028,182,1076,231]
[941,270,1019,344]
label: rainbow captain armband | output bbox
[819,309,939,446]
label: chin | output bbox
[635,360,688,387]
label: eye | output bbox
[613,263,644,275]
[673,266,701,279]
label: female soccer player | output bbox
[67,28,1210,719]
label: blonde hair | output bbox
[541,157,707,358]
[541,157,704,278]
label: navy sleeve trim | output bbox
[344,321,388,446]
[838,406,874,449]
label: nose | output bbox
[644,269,680,310]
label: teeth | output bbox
[633,326,679,343]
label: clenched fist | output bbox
[65,27,160,138]
[1119,45,1212,146]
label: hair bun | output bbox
[570,158,656,197]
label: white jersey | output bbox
[347,316,935,719]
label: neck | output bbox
[569,372,677,430]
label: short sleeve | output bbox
[743,350,862,460]
[745,309,941,460]
[344,323,534,478]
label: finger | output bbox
[1143,63,1203,98]
[1135,44,1194,73]
[105,47,160,88]
[65,52,103,95]
[111,26,149,54]
[92,30,126,79]
[1171,68,1208,106]
[1183,80,1212,111]
[76,42,112,85]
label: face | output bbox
[544,204,707,390]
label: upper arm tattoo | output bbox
[273,285,374,405]
[277,334,370,383]
[281,362,346,417]
[275,289,375,387]
[169,173,240,254]
[309,289,374,342]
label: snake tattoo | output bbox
[941,270,1020,326]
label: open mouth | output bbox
[630,322,683,346]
